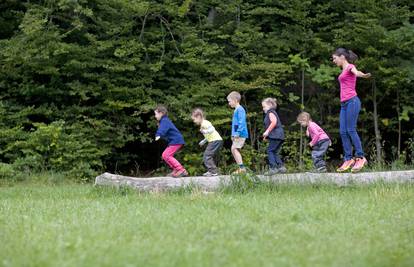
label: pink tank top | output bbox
[338,64,357,102]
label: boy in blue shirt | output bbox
[227,91,249,174]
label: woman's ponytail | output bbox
[334,48,358,63]
[347,50,358,63]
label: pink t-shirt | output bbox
[306,121,330,146]
[338,64,357,102]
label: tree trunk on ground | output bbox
[95,170,414,192]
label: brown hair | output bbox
[154,104,168,115]
[333,48,358,63]
[227,91,241,102]
[191,108,205,119]
[262,97,277,109]
[297,112,311,123]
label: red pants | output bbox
[162,145,184,172]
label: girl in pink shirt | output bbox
[297,112,331,172]
[332,48,371,173]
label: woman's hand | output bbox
[361,72,371,78]
[351,67,371,79]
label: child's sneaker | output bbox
[336,159,355,172]
[351,157,367,173]
[312,166,327,173]
[278,166,287,173]
[203,171,218,177]
[232,168,247,175]
[264,168,279,176]
[172,169,188,178]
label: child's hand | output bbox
[199,139,208,146]
[309,143,313,147]
[155,136,160,141]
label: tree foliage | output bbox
[0,0,413,179]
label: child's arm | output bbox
[309,134,320,147]
[235,108,247,137]
[263,113,277,138]
[199,139,208,146]
[308,123,322,147]
[200,125,216,135]
[350,66,371,78]
[155,120,168,140]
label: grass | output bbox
[0,181,413,267]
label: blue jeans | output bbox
[340,96,364,160]
[267,139,284,169]
[311,139,330,168]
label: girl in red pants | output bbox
[154,105,188,178]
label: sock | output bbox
[239,164,245,169]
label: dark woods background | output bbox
[0,0,413,180]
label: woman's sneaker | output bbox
[172,169,188,178]
[336,159,355,172]
[351,157,367,173]
[203,171,218,177]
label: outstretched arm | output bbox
[351,66,371,78]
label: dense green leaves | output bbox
[0,0,413,179]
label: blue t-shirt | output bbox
[156,116,185,145]
[231,105,249,138]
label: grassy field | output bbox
[0,182,413,267]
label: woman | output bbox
[332,48,371,172]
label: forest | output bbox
[0,0,413,180]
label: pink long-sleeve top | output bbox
[306,121,330,146]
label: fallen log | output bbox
[95,170,414,192]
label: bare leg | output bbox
[231,147,243,165]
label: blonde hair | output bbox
[227,91,241,102]
[262,97,277,109]
[191,108,205,119]
[155,104,168,115]
[297,112,311,123]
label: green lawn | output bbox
[0,183,413,267]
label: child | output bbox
[227,91,249,174]
[154,105,188,178]
[297,112,331,173]
[191,108,223,176]
[262,98,287,175]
